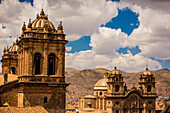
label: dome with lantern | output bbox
[31,9,56,31]
[94,73,108,90]
[8,43,18,53]
[22,9,64,34]
[112,66,121,75]
[143,68,152,76]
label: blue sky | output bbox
[19,0,33,6]
[66,7,141,55]
[65,1,170,70]
[0,0,169,71]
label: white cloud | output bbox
[120,0,170,13]
[0,0,118,40]
[0,0,118,57]
[66,50,112,69]
[0,0,168,72]
[66,46,72,52]
[117,2,170,59]
[45,0,118,41]
[111,50,162,72]
[66,49,162,72]
[66,27,162,72]
[90,27,128,56]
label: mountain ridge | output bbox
[65,68,170,103]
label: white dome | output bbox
[94,78,108,90]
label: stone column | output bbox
[143,103,147,113]
[99,98,101,110]
[18,52,20,76]
[83,99,85,109]
[18,93,24,107]
[29,48,33,75]
[23,49,26,75]
[43,44,48,75]
[96,98,98,109]
[103,98,105,110]
[26,49,29,75]
[21,51,23,75]
[62,46,65,76]
[57,49,63,76]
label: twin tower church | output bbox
[0,9,157,113]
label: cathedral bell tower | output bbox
[15,9,69,113]
[107,67,125,96]
[139,68,156,96]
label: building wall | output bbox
[0,82,18,106]
[17,83,66,113]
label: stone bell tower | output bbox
[107,67,125,95]
[16,9,69,113]
[18,9,66,77]
[139,68,156,96]
[138,68,157,113]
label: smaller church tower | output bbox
[107,67,125,95]
[138,68,157,113]
[1,43,18,75]
[139,68,156,96]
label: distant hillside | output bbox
[65,68,170,103]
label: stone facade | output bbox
[0,9,69,113]
[79,67,157,113]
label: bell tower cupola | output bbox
[139,68,156,96]
[107,67,125,96]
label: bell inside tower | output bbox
[48,53,55,75]
[34,53,41,75]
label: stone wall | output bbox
[0,82,18,106]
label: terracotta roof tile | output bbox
[0,106,48,113]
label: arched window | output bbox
[100,92,102,96]
[148,78,151,82]
[44,97,47,103]
[10,67,15,74]
[116,101,119,105]
[48,53,55,75]
[109,85,110,90]
[115,85,119,92]
[147,85,152,92]
[116,110,119,113]
[132,107,135,113]
[116,78,118,81]
[34,53,41,74]
[149,110,151,113]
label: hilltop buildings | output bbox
[0,9,69,113]
[79,67,157,113]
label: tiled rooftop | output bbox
[0,106,48,113]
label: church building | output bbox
[79,67,157,113]
[0,9,69,113]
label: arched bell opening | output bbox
[10,67,16,74]
[34,53,41,75]
[48,53,55,75]
[44,96,48,104]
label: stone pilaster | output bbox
[43,44,48,75]
[57,50,63,76]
